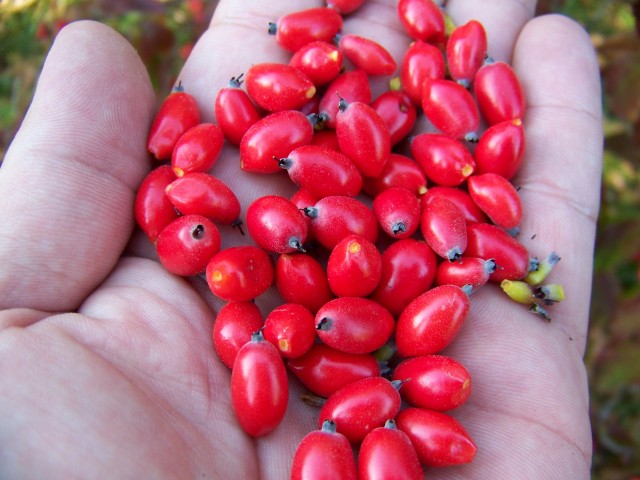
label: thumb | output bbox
[0,20,155,312]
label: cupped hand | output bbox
[0,1,602,478]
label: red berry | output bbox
[395,407,477,467]
[474,119,526,179]
[318,69,371,129]
[315,297,395,354]
[214,75,261,146]
[278,145,363,198]
[170,123,224,176]
[310,128,340,151]
[246,195,308,254]
[289,40,343,86]
[362,153,427,198]
[395,284,470,357]
[206,246,274,302]
[135,165,179,243]
[240,110,314,174]
[358,420,424,480]
[212,301,264,369]
[287,344,381,398]
[422,78,480,142]
[372,187,421,239]
[325,0,366,14]
[155,214,221,276]
[410,133,475,187]
[336,98,391,178]
[369,238,437,317]
[446,20,488,87]
[420,195,468,261]
[269,7,343,53]
[165,172,241,225]
[467,173,523,231]
[275,253,333,313]
[435,256,496,288]
[474,59,526,125]
[465,222,531,282]
[397,0,445,44]
[392,355,472,411]
[147,86,200,161]
[327,234,382,297]
[245,62,316,113]
[399,40,445,106]
[290,420,357,480]
[230,331,288,437]
[371,90,417,147]
[303,195,379,250]
[318,376,401,444]
[263,303,316,359]
[337,33,397,76]
[422,186,488,224]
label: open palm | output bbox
[0,0,602,478]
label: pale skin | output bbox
[0,0,602,478]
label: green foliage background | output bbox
[1,1,639,478]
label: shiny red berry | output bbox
[474,119,526,179]
[399,40,445,106]
[212,301,264,369]
[155,214,221,276]
[240,110,314,174]
[245,62,316,112]
[397,0,445,44]
[263,303,316,359]
[289,40,343,86]
[395,284,470,357]
[336,98,391,178]
[371,90,417,147]
[275,253,334,313]
[420,195,468,261]
[422,78,480,142]
[206,246,274,302]
[318,376,402,444]
[336,33,397,76]
[474,59,526,125]
[230,331,288,437]
[287,344,381,398]
[165,172,241,225]
[134,165,179,243]
[369,238,437,318]
[318,69,371,129]
[315,297,395,354]
[147,86,200,161]
[446,19,488,87]
[170,123,224,176]
[326,234,382,297]
[372,187,421,239]
[246,195,308,253]
[410,133,475,187]
[303,195,379,250]
[358,420,423,480]
[290,420,357,480]
[467,173,523,231]
[396,407,477,467]
[214,75,261,146]
[392,355,472,411]
[278,145,363,198]
[269,7,343,53]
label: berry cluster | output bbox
[134,1,565,477]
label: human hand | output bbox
[0,1,602,478]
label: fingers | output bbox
[513,14,603,345]
[0,21,155,312]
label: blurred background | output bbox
[1,0,639,477]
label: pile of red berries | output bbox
[134,0,564,477]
